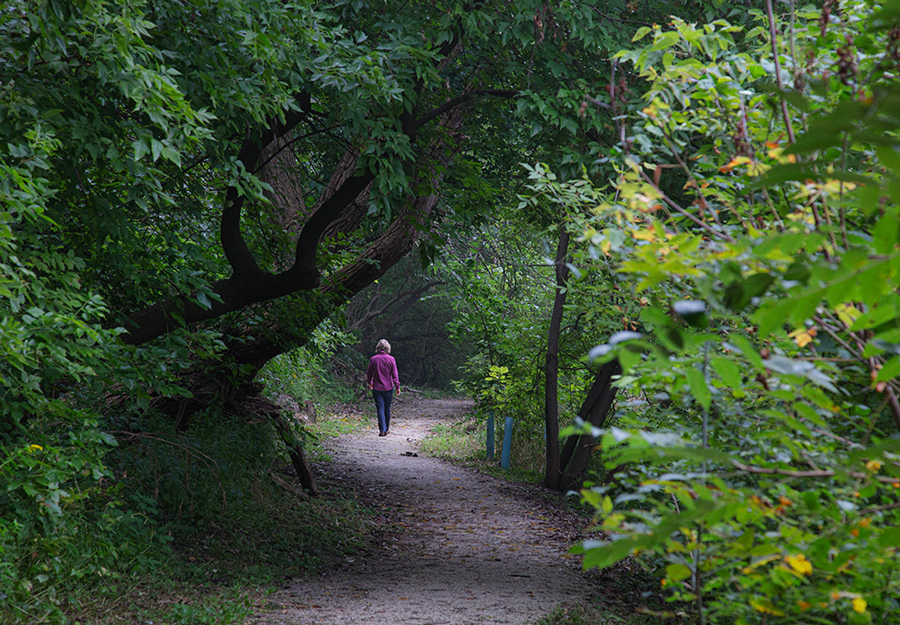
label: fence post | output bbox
[501,416,514,469]
[486,412,495,460]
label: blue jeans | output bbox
[372,389,393,433]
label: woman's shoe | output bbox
[379,431,386,437]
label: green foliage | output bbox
[526,3,900,623]
[535,600,668,625]
[420,418,482,461]
[443,209,631,476]
[476,365,514,413]
[158,595,253,625]
[258,321,359,406]
[443,222,552,442]
[0,0,772,620]
[113,410,279,525]
[0,432,167,623]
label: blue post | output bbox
[486,412,495,459]
[501,416,513,469]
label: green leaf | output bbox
[196,292,212,310]
[850,301,900,330]
[685,367,712,410]
[666,563,692,582]
[633,26,653,42]
[726,335,765,372]
[651,32,680,51]
[879,527,900,547]
[876,356,900,382]
[711,357,744,395]
[724,273,775,311]
[872,208,900,254]
[753,163,873,188]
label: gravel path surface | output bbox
[251,396,600,625]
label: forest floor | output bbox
[249,395,656,625]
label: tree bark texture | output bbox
[271,411,318,495]
[224,102,468,370]
[543,227,570,490]
[556,358,622,491]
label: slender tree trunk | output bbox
[543,228,570,490]
[271,411,318,495]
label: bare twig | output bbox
[859,502,900,515]
[731,460,896,483]
[661,129,737,238]
[269,471,309,499]
[636,167,733,241]
[766,0,796,145]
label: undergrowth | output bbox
[536,601,684,625]
[420,410,600,485]
[60,401,378,625]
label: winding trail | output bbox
[252,396,601,625]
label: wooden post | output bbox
[501,416,513,469]
[486,412,495,459]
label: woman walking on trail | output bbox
[366,339,400,436]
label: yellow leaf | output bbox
[742,554,780,573]
[822,178,857,193]
[719,156,751,173]
[751,598,785,616]
[852,597,867,613]
[785,554,813,576]
[632,229,656,242]
[835,303,861,327]
[747,161,771,176]
[788,328,814,348]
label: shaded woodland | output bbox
[4,1,900,623]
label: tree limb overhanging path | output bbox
[253,398,601,625]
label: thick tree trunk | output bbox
[258,133,309,248]
[224,105,468,370]
[118,26,483,348]
[543,228,569,490]
[556,358,621,492]
[119,270,322,346]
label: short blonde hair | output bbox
[375,339,391,354]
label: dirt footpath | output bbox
[252,396,601,625]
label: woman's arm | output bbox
[365,358,375,389]
[392,356,400,390]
